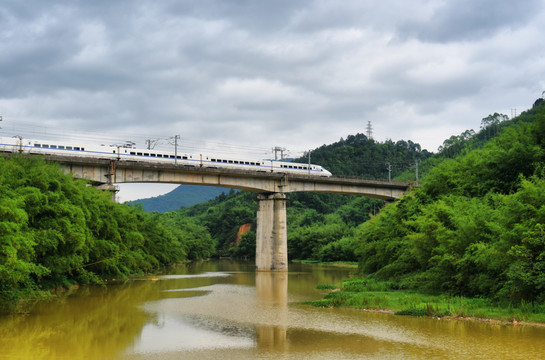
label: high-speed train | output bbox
[0,136,332,177]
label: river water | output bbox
[1,260,545,359]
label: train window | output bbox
[144,153,149,156]
[229,160,233,163]
[81,148,85,151]
[182,156,188,159]
[176,156,181,159]
[245,161,250,165]
[34,144,41,147]
[130,152,136,155]
[150,154,156,157]
[66,146,73,150]
[58,146,65,150]
[50,145,57,149]
[137,152,142,155]
[234,161,239,164]
[223,160,227,163]
[169,155,175,158]
[74,147,80,150]
[42,144,49,148]
[211,159,216,162]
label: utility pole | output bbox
[145,139,159,150]
[366,120,373,139]
[273,146,286,160]
[174,135,180,165]
[308,150,311,175]
[415,159,419,185]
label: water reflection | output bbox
[3,261,545,360]
[255,271,288,352]
[0,281,156,360]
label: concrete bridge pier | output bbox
[256,193,289,271]
[95,183,119,202]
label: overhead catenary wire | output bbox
[0,118,276,158]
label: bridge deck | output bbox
[33,153,413,200]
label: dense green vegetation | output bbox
[0,155,214,311]
[305,277,545,323]
[299,134,431,179]
[355,99,545,303]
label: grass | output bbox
[316,284,337,290]
[304,277,545,324]
[291,259,358,268]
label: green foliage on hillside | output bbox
[356,99,545,302]
[178,190,257,256]
[0,155,214,309]
[295,134,432,179]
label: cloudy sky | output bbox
[1,0,545,201]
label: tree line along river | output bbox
[1,260,544,359]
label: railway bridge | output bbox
[45,154,413,271]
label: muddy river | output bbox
[1,260,544,359]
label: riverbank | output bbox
[291,259,359,268]
[306,277,545,326]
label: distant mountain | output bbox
[128,185,230,212]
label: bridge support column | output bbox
[256,193,288,271]
[95,183,119,202]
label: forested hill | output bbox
[356,98,545,302]
[295,134,432,179]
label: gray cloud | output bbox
[398,0,543,42]
[1,0,545,161]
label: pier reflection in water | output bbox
[255,271,288,352]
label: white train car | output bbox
[0,136,332,177]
